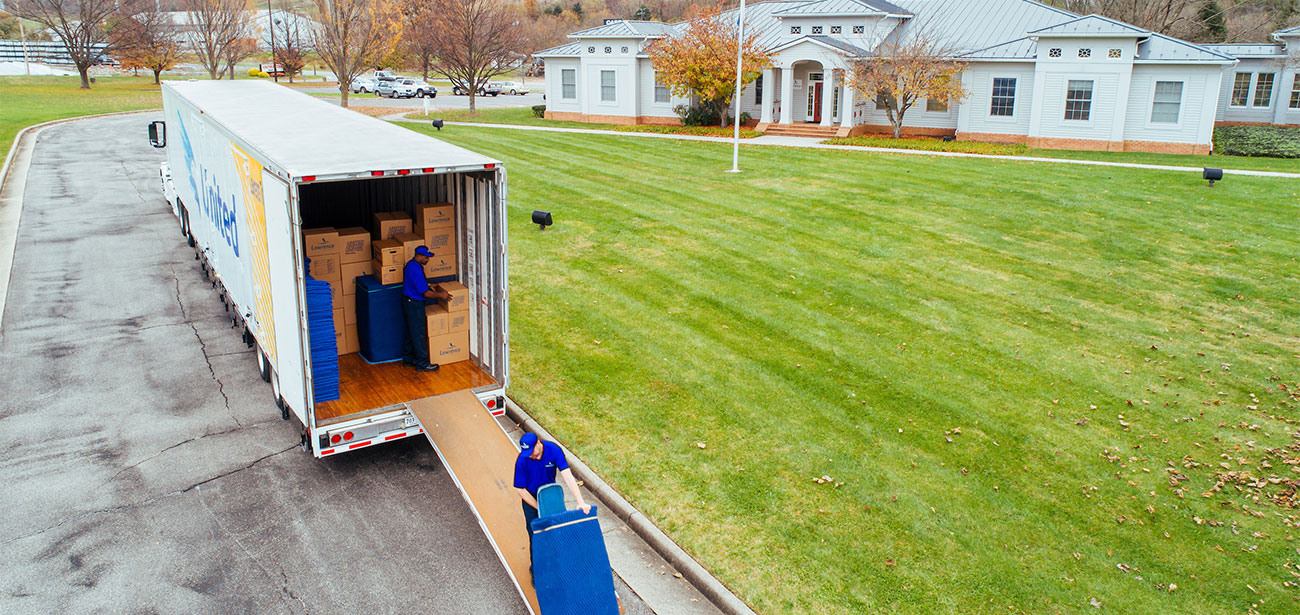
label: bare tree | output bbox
[310,0,403,107]
[273,11,310,82]
[185,0,251,80]
[12,0,117,88]
[427,0,529,112]
[1049,0,1197,35]
[108,0,182,84]
[222,15,256,79]
[846,34,968,139]
[404,0,437,80]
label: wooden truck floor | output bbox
[313,354,496,423]
[410,390,540,615]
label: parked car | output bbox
[377,78,418,98]
[373,70,398,82]
[496,81,530,95]
[451,81,501,97]
[406,79,437,98]
[351,76,379,94]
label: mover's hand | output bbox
[580,503,591,514]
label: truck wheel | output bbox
[271,373,288,420]
[256,345,271,382]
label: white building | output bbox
[535,0,1289,154]
[1204,26,1300,127]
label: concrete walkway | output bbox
[390,116,1300,179]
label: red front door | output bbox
[811,82,823,122]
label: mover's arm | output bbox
[559,468,591,514]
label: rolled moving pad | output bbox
[530,507,619,615]
[537,483,565,518]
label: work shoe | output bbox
[417,363,440,372]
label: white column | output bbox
[840,77,854,129]
[820,71,835,126]
[760,67,775,124]
[779,66,794,124]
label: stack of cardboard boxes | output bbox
[426,280,469,365]
[302,226,371,355]
[415,202,456,279]
[371,212,411,285]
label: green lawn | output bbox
[406,122,1300,615]
[402,106,763,138]
[0,76,162,155]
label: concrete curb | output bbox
[503,398,757,615]
[0,110,160,332]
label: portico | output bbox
[754,40,862,137]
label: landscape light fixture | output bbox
[532,210,553,230]
[431,119,444,131]
[1203,167,1223,187]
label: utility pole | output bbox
[267,0,278,83]
[18,12,30,76]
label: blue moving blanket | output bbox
[530,506,619,615]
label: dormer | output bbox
[770,0,911,46]
[1027,14,1149,63]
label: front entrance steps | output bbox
[757,123,843,139]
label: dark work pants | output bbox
[402,296,431,367]
[522,499,538,581]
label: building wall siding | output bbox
[960,64,1036,136]
[1122,65,1218,145]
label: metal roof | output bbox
[1202,43,1286,58]
[958,38,1037,60]
[1136,33,1236,63]
[568,20,677,39]
[164,81,499,178]
[535,42,583,58]
[772,0,911,17]
[886,0,1075,54]
[1028,14,1149,37]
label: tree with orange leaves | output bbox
[647,2,770,128]
[846,35,967,139]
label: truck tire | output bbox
[256,345,271,383]
[271,372,288,420]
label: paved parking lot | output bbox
[302,85,546,110]
[0,114,597,614]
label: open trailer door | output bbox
[261,170,311,424]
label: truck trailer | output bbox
[151,80,509,458]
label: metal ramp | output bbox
[409,390,540,615]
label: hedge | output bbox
[1212,125,1300,158]
[822,135,1031,156]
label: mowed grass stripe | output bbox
[407,124,1299,614]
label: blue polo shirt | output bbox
[513,440,569,496]
[403,259,427,300]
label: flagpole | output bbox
[727,0,746,173]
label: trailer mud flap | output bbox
[408,391,539,615]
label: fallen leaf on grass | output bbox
[884,559,896,567]
[695,442,706,449]
[1117,563,1132,573]
[1090,598,1102,608]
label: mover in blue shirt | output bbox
[514,433,590,569]
[401,246,452,372]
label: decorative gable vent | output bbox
[1108,48,1121,58]
[852,25,864,34]
[1049,48,1062,57]
[790,26,801,34]
[1078,48,1091,58]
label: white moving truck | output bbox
[151,80,509,458]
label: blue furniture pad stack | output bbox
[304,262,340,402]
[530,506,619,615]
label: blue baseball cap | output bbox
[520,433,538,450]
[414,246,435,257]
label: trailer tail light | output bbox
[397,169,410,175]
[301,175,316,182]
[371,171,384,176]
[331,434,341,444]
[486,398,496,409]
[344,431,354,441]
[422,168,435,173]
[484,163,496,169]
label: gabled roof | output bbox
[1136,33,1235,63]
[807,35,874,56]
[1028,14,1149,37]
[772,0,911,17]
[534,42,583,58]
[958,37,1037,60]
[568,20,677,39]
[1202,43,1286,59]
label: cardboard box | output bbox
[342,292,357,325]
[373,260,402,285]
[336,227,371,264]
[340,260,374,295]
[323,278,343,311]
[436,281,469,312]
[303,227,339,257]
[423,254,456,279]
[372,239,403,267]
[332,306,345,341]
[425,304,449,337]
[373,212,412,240]
[423,226,455,254]
[308,253,340,280]
[344,325,359,354]
[415,202,455,232]
[427,330,469,365]
[395,232,423,262]
[446,307,469,334]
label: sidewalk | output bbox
[387,115,1300,179]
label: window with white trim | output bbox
[600,70,615,102]
[1149,81,1182,124]
[1291,74,1300,109]
[754,75,763,102]
[561,69,576,99]
[926,98,948,112]
[1230,72,1251,106]
[1064,80,1092,120]
[1253,73,1274,107]
[654,76,669,103]
[990,77,1015,116]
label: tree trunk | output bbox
[153,69,162,85]
[340,87,350,108]
[469,91,476,112]
[717,100,729,128]
[77,64,91,89]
